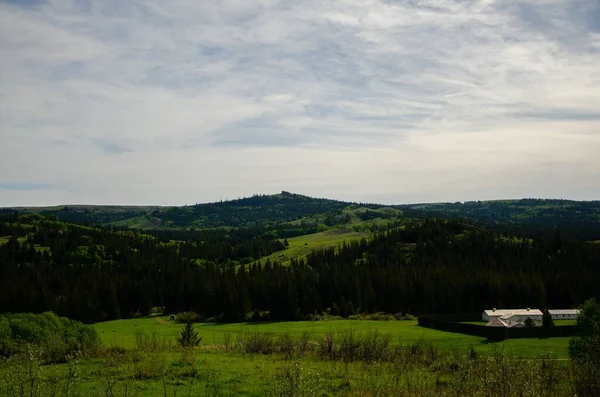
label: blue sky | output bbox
[1,0,599,206]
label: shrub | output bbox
[268,359,321,397]
[174,311,198,324]
[0,312,100,363]
[277,333,296,358]
[369,312,390,321]
[569,298,600,396]
[135,330,170,352]
[236,332,275,354]
[245,309,271,322]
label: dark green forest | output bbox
[402,199,600,240]
[21,193,600,241]
[24,192,352,229]
[1,207,599,324]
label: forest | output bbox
[1,207,599,324]
[403,199,600,240]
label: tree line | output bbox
[1,213,599,323]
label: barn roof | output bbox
[548,309,580,315]
[484,309,543,317]
[486,318,509,327]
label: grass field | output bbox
[94,317,570,359]
[255,228,370,265]
[0,317,575,396]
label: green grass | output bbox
[109,215,164,229]
[0,317,573,396]
[5,347,471,396]
[94,318,570,359]
[554,320,576,326]
[256,228,369,265]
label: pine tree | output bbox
[177,322,202,348]
[542,309,555,329]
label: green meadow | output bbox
[0,316,576,396]
[254,229,369,265]
[94,317,570,359]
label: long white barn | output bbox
[548,309,580,320]
[482,308,543,322]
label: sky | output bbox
[1,0,599,206]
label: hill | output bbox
[16,194,600,240]
[400,199,600,240]
[2,211,599,323]
[19,192,353,229]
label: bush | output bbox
[369,312,390,321]
[135,330,171,352]
[174,311,198,324]
[237,332,275,354]
[0,312,100,363]
[245,309,271,322]
[569,298,600,396]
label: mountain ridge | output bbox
[7,191,600,240]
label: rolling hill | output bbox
[12,193,600,241]
[400,199,600,240]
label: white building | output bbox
[486,317,525,328]
[482,308,543,323]
[548,309,579,320]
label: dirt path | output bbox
[151,314,167,325]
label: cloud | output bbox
[0,183,54,191]
[0,0,599,206]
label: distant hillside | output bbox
[399,199,600,240]
[20,205,156,226]
[149,191,351,228]
[14,194,600,240]
[3,211,599,322]
[19,192,352,229]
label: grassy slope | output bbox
[256,229,369,265]
[108,215,165,229]
[255,206,404,265]
[94,317,570,359]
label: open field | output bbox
[95,317,570,359]
[10,346,574,397]
[0,317,577,396]
[255,228,370,265]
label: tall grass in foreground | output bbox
[1,329,594,396]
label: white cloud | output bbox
[0,0,599,206]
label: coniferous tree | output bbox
[542,309,554,329]
[177,322,202,348]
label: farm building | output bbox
[548,309,579,320]
[486,317,525,328]
[482,308,543,323]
